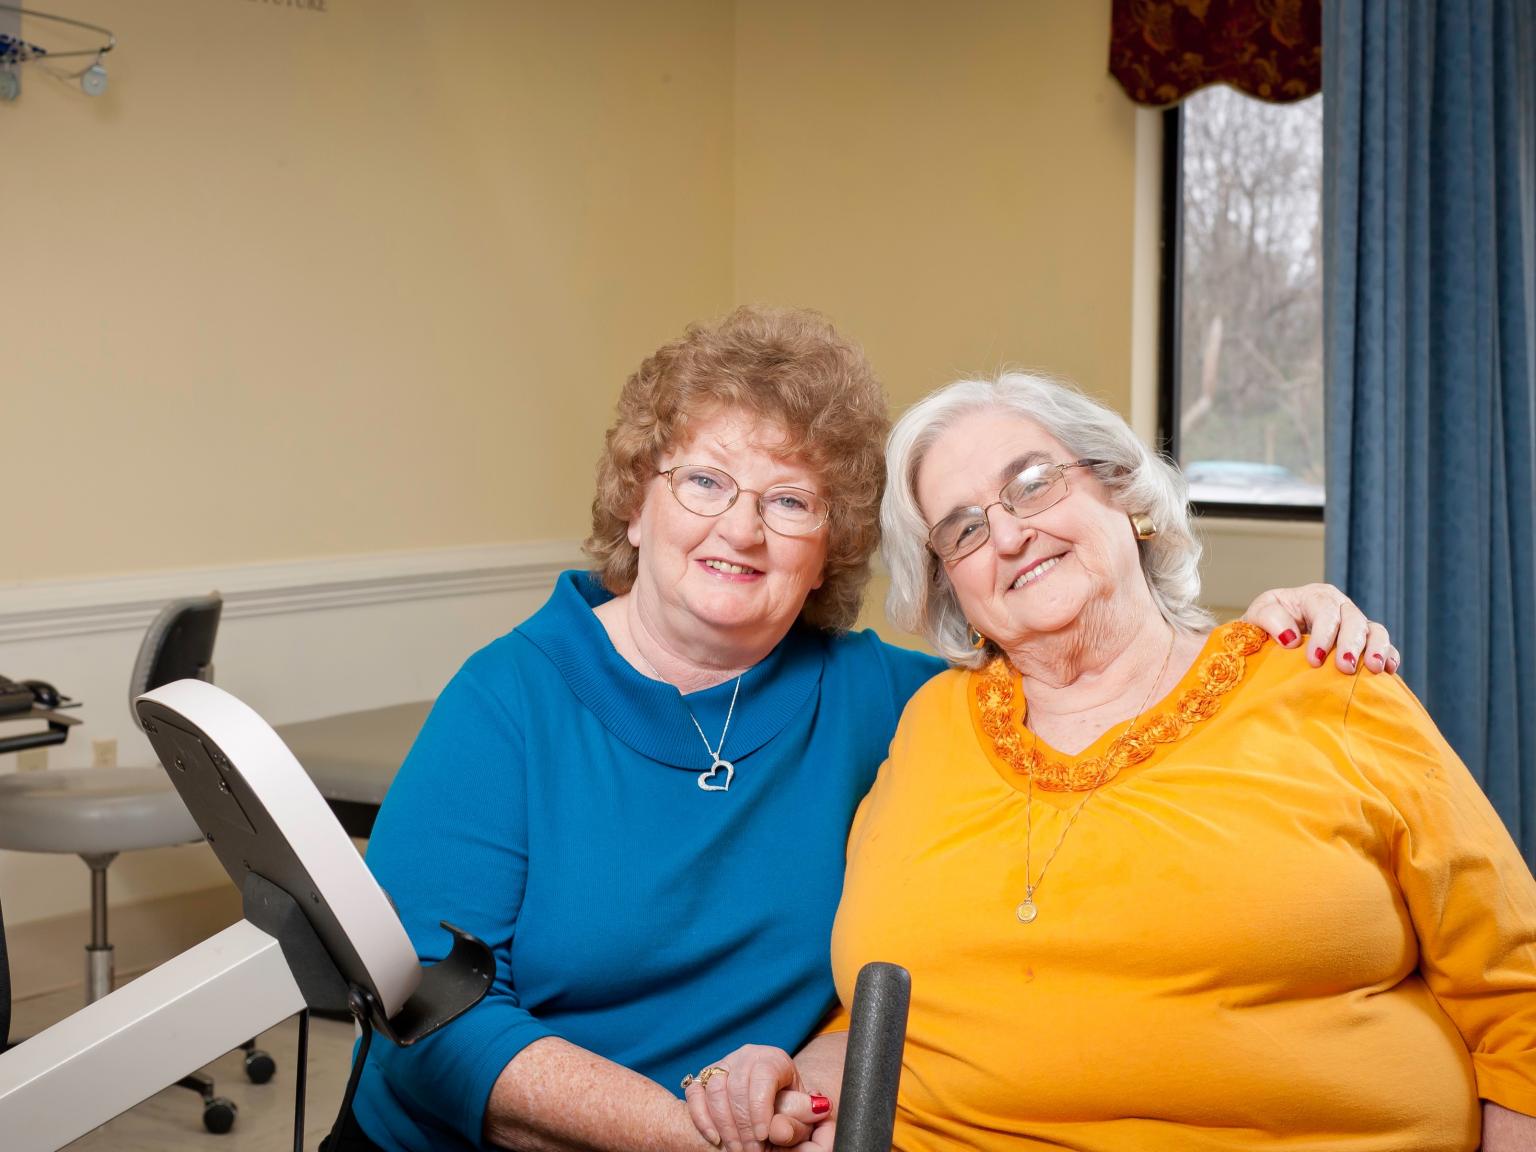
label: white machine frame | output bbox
[0,680,424,1151]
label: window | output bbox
[1160,87,1325,520]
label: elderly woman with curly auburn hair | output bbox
[346,317,1392,1152]
[703,372,1536,1152]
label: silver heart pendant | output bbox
[697,758,734,792]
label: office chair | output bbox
[0,593,274,1132]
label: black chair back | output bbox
[128,594,222,726]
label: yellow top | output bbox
[830,622,1536,1151]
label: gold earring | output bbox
[1130,512,1157,541]
[968,625,988,650]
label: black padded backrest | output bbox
[128,594,223,729]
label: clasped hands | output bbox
[683,1044,833,1152]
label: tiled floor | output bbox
[9,983,358,1151]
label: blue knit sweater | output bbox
[352,571,942,1150]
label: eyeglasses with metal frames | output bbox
[926,458,1105,563]
[658,465,831,537]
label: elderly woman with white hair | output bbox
[698,372,1536,1152]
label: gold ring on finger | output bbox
[680,1073,696,1091]
[698,1065,729,1086]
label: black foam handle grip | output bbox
[834,961,911,1152]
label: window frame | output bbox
[1157,103,1325,525]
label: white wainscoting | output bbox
[0,541,583,927]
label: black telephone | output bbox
[0,678,35,717]
[0,677,80,753]
[0,677,72,717]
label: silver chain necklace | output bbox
[683,676,741,792]
[639,655,743,792]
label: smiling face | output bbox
[626,408,830,662]
[916,408,1146,650]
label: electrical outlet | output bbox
[92,738,118,769]
[17,748,47,772]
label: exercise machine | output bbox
[0,679,908,1151]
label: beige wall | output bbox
[733,0,1137,415]
[6,0,1141,587]
[732,0,1141,636]
[6,0,735,582]
[6,0,1313,605]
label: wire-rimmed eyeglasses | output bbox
[927,459,1104,563]
[658,465,831,537]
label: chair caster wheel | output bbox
[203,1096,238,1134]
[244,1047,276,1083]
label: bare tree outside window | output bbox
[1175,87,1324,511]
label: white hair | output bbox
[881,371,1213,667]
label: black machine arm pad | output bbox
[374,922,493,1047]
[834,961,911,1152]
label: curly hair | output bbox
[584,306,889,633]
[882,372,1213,666]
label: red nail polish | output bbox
[1313,647,1327,662]
[1371,653,1384,667]
[1278,629,1297,646]
[1342,652,1356,665]
[810,1094,830,1115]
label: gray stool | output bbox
[0,766,199,1000]
[0,594,220,1002]
[0,594,269,1133]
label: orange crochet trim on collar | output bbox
[971,621,1269,792]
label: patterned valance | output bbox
[1109,0,1322,108]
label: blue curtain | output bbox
[1323,0,1536,857]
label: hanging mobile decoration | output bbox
[0,4,116,101]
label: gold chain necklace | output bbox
[1016,626,1177,924]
